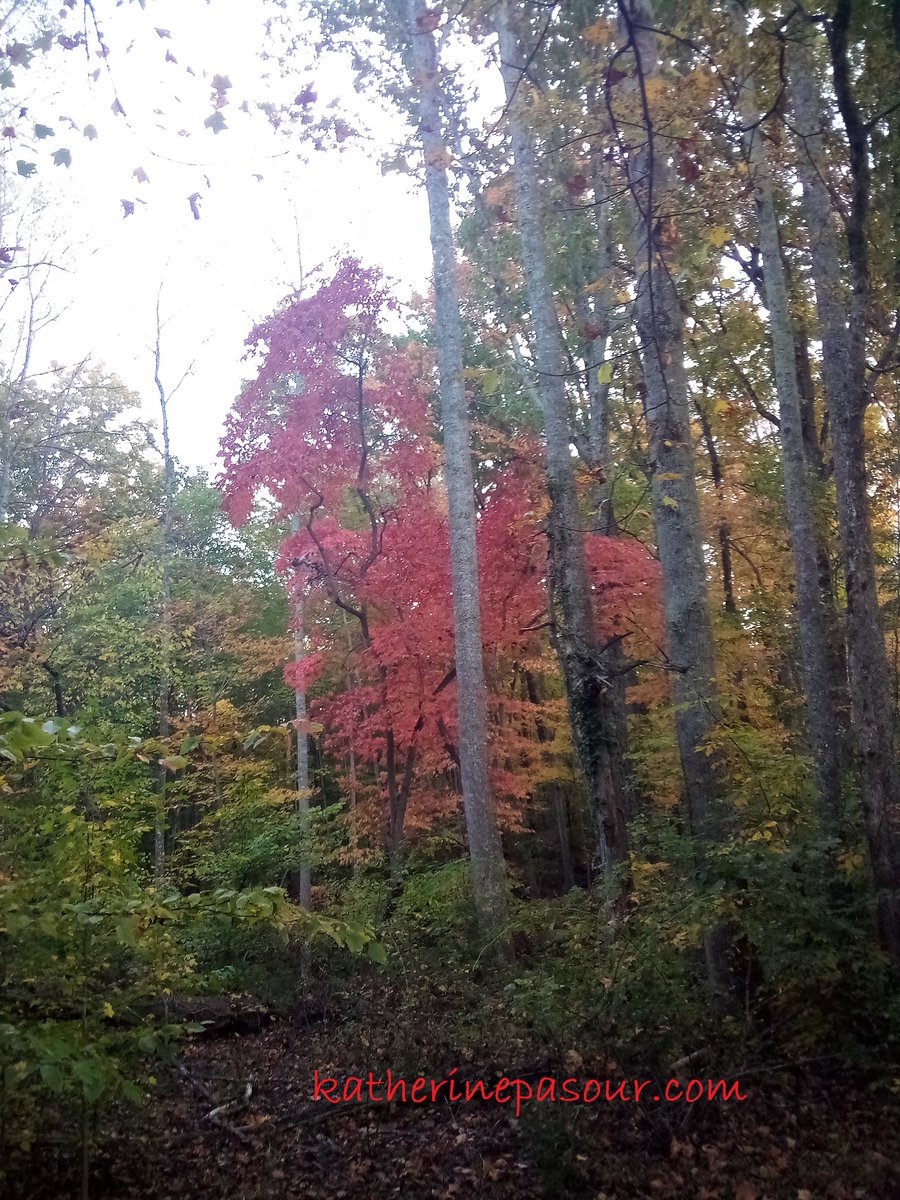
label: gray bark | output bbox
[583,142,618,534]
[579,147,638,824]
[788,22,900,963]
[406,0,508,942]
[620,0,731,990]
[494,0,632,881]
[735,48,843,838]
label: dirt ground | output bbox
[5,1006,900,1200]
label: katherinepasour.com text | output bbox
[312,1070,748,1117]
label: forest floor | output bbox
[6,991,900,1200]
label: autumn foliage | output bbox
[219,259,659,856]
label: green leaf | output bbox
[115,917,138,947]
[16,160,37,178]
[33,124,54,139]
[596,362,614,385]
[203,111,227,134]
[73,1060,106,1102]
[367,941,388,965]
[344,928,366,954]
[0,68,15,89]
[121,1079,144,1104]
[159,755,188,771]
[39,1063,65,1093]
[481,369,501,396]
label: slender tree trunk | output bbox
[342,609,361,873]
[697,403,737,618]
[406,0,508,942]
[153,305,173,881]
[583,136,618,535]
[0,392,10,526]
[788,20,900,963]
[620,0,731,992]
[494,0,631,881]
[289,515,312,909]
[524,668,578,890]
[583,142,638,825]
[551,785,576,893]
[735,48,843,837]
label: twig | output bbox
[205,1081,253,1121]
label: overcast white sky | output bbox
[1,0,440,470]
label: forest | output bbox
[2,0,900,1196]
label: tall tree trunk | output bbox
[407,0,508,942]
[153,301,173,882]
[735,46,843,838]
[289,515,312,909]
[342,609,361,874]
[583,136,618,535]
[0,392,10,527]
[619,0,731,992]
[584,142,638,824]
[494,0,632,882]
[788,17,900,962]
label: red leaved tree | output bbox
[219,258,661,884]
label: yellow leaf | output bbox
[596,362,613,385]
[707,225,729,248]
[582,19,611,44]
[643,76,667,107]
[661,495,679,508]
[103,1001,114,1018]
[564,1048,584,1072]
[713,398,731,414]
